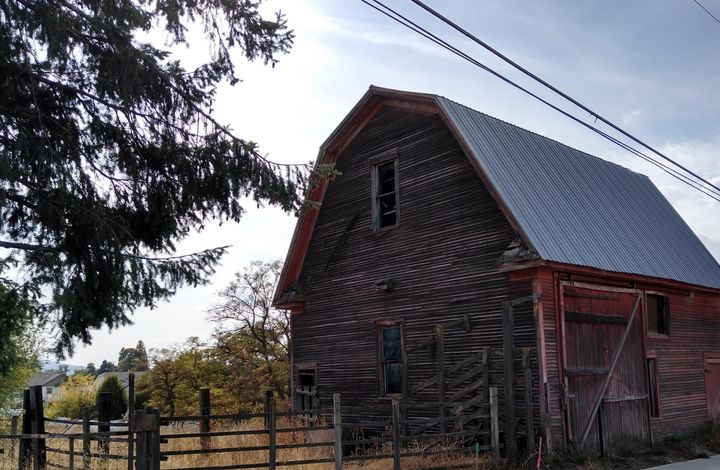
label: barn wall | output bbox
[647,288,720,439]
[291,105,535,424]
[539,269,720,449]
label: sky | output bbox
[65,0,720,366]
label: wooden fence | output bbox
[0,386,506,470]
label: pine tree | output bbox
[0,0,318,363]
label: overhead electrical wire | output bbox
[360,0,720,202]
[694,0,720,25]
[405,0,720,198]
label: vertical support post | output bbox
[490,387,500,460]
[333,393,342,470]
[18,390,31,470]
[401,351,408,436]
[263,390,273,429]
[82,411,90,470]
[436,324,446,433]
[199,388,211,451]
[97,392,111,457]
[127,373,135,470]
[68,437,75,470]
[29,385,46,470]
[522,349,535,454]
[481,348,490,436]
[502,302,518,460]
[268,396,276,470]
[392,399,401,470]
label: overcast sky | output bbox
[65,0,720,366]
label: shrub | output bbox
[96,375,128,420]
[46,374,96,419]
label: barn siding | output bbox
[539,270,720,449]
[647,289,720,439]
[292,105,535,425]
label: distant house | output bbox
[274,86,720,453]
[28,372,67,402]
[94,371,146,389]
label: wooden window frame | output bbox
[646,354,662,419]
[645,291,670,338]
[376,320,404,397]
[370,151,399,231]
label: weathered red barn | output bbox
[274,86,720,453]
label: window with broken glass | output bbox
[647,294,670,336]
[379,324,403,395]
[373,160,398,229]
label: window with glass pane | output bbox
[380,325,402,394]
[374,160,397,228]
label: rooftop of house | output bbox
[28,372,67,388]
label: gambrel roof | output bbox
[276,86,720,300]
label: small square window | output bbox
[647,294,670,336]
[378,324,403,394]
[373,160,398,229]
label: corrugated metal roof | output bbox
[436,95,720,289]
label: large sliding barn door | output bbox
[560,283,650,454]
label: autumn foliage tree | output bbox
[140,261,290,415]
[0,0,313,368]
[208,260,290,396]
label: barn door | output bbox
[705,354,720,422]
[560,284,650,454]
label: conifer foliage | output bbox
[0,0,305,362]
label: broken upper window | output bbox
[647,294,670,336]
[379,324,402,394]
[373,160,398,229]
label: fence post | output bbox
[502,301,518,460]
[199,388,211,450]
[127,373,135,470]
[134,410,147,470]
[490,386,500,459]
[392,399,401,470]
[10,415,18,463]
[82,411,90,470]
[522,349,535,454]
[268,396,276,470]
[82,408,90,470]
[29,385,46,470]
[151,409,161,470]
[68,437,74,470]
[333,393,342,470]
[97,391,111,458]
[18,389,31,470]
[436,324,446,433]
[263,389,273,429]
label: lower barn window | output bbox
[379,324,403,394]
[296,368,317,413]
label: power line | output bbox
[361,0,720,202]
[403,0,720,197]
[695,0,720,25]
